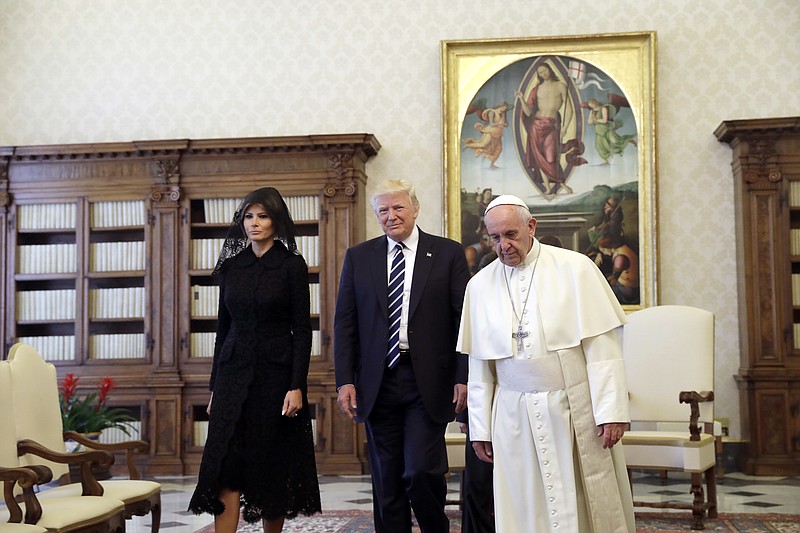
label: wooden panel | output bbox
[154,396,179,456]
[755,391,788,455]
[750,191,780,363]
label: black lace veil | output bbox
[212,187,299,275]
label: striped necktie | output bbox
[387,243,405,369]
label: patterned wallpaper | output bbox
[1,0,799,441]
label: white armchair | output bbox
[6,343,161,531]
[0,360,126,533]
[620,305,717,530]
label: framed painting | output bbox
[441,32,657,309]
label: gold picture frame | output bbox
[441,31,657,309]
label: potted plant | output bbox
[59,373,136,446]
[59,373,137,481]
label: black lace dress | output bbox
[188,242,321,522]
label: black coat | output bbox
[189,242,321,522]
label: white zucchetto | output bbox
[485,194,529,213]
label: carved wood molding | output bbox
[741,138,782,186]
[715,116,800,187]
[150,184,181,207]
[6,141,188,162]
[151,159,181,184]
[149,151,182,208]
[181,133,379,157]
[1,134,380,161]
[324,153,357,199]
[714,116,800,143]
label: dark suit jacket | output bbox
[334,228,470,424]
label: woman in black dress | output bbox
[189,187,321,532]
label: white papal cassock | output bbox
[457,239,635,533]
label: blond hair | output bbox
[370,179,420,212]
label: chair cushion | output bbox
[622,432,716,472]
[622,431,715,448]
[0,495,123,531]
[36,479,161,505]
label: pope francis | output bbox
[457,195,635,533]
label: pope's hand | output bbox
[598,422,628,449]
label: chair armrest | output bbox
[679,390,715,441]
[17,438,112,496]
[63,431,150,480]
[22,464,54,484]
[0,464,51,524]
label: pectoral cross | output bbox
[512,324,529,353]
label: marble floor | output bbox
[114,470,800,532]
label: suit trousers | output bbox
[461,431,496,533]
[365,359,449,533]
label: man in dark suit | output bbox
[334,179,469,533]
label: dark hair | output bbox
[213,187,298,275]
[237,187,297,252]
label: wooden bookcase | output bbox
[0,134,379,476]
[715,117,800,475]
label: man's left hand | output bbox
[453,383,467,413]
[597,422,628,449]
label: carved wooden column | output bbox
[145,142,187,474]
[315,136,380,474]
[715,117,800,474]
[148,150,184,371]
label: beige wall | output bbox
[2,0,799,440]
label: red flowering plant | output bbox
[59,373,135,436]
